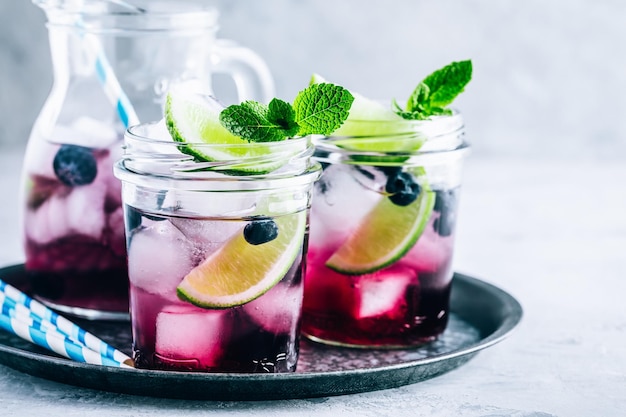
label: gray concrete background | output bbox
[1,0,625,159]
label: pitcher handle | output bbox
[210,39,275,103]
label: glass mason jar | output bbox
[114,122,320,373]
[302,112,469,348]
[21,0,274,320]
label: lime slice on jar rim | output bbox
[165,91,306,175]
[310,73,425,155]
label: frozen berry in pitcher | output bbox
[53,144,98,186]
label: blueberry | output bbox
[433,189,458,237]
[385,170,421,206]
[53,144,97,186]
[244,218,278,245]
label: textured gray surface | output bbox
[1,149,625,415]
[2,0,626,159]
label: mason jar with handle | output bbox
[21,0,275,320]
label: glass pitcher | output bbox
[21,0,275,320]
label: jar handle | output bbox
[210,39,275,103]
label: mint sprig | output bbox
[396,60,472,120]
[220,83,354,142]
[219,99,299,142]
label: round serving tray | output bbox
[0,264,522,400]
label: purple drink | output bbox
[303,165,460,346]
[22,125,129,319]
[302,112,469,348]
[127,210,306,372]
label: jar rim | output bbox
[126,122,311,151]
[313,110,466,161]
[114,159,322,192]
[329,110,464,139]
[313,141,470,168]
[118,121,321,190]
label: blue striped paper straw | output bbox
[0,280,132,366]
[78,27,140,128]
[1,300,56,333]
[0,313,131,368]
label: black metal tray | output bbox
[0,264,522,400]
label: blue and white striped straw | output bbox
[81,30,140,128]
[0,279,133,367]
[0,291,131,364]
[0,313,131,368]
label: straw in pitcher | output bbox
[85,32,140,128]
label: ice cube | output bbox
[25,119,120,180]
[24,192,67,245]
[155,310,229,367]
[351,265,416,319]
[160,189,257,218]
[67,117,119,149]
[25,183,107,245]
[303,262,413,320]
[169,218,242,257]
[106,206,126,256]
[310,164,381,247]
[127,220,196,297]
[64,181,107,240]
[302,258,353,314]
[96,152,123,208]
[147,118,172,140]
[243,283,303,334]
[404,216,453,274]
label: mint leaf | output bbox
[220,100,290,142]
[422,60,472,108]
[219,83,353,142]
[267,98,300,138]
[397,60,472,120]
[293,83,354,136]
[405,82,430,113]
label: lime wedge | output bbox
[310,74,423,154]
[165,92,295,174]
[177,212,306,308]
[325,183,436,275]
